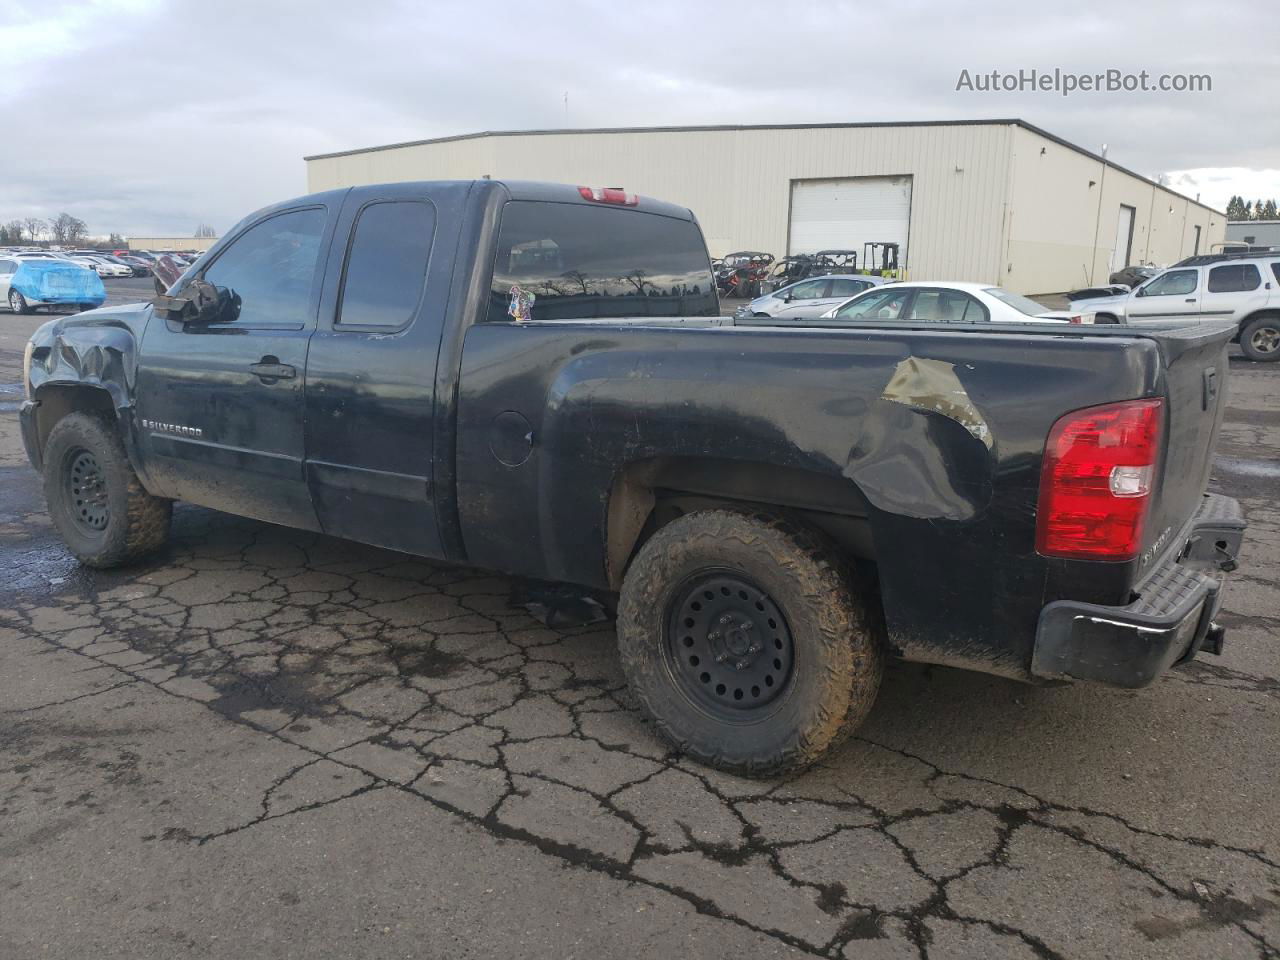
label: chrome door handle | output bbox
[249,358,296,380]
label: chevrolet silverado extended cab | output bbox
[20,180,1247,775]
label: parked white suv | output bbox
[1084,252,1280,362]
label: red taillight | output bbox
[1036,398,1164,561]
[578,185,639,206]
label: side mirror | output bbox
[153,279,229,323]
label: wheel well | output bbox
[605,457,875,589]
[1095,312,1119,324]
[32,384,118,460]
[1241,309,1280,329]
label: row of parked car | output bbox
[0,247,201,315]
[731,250,1280,361]
[0,247,200,279]
[735,273,1089,325]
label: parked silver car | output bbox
[733,274,890,320]
[1080,251,1280,361]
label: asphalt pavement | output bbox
[1,282,1277,959]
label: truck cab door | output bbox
[302,183,462,559]
[1126,268,1200,323]
[134,205,334,530]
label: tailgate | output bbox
[1137,320,1235,576]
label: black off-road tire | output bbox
[617,509,883,777]
[1240,315,1280,362]
[43,412,172,568]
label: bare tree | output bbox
[1,220,24,245]
[622,269,651,296]
[194,223,217,238]
[22,217,45,243]
[51,213,88,245]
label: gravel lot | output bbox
[1,281,1277,959]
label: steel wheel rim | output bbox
[665,571,794,720]
[1250,325,1279,354]
[67,448,109,533]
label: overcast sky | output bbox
[3,0,1277,238]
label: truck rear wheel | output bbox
[43,412,172,568]
[617,509,882,776]
[1240,315,1280,362]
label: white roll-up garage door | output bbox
[787,176,913,267]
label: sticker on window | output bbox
[508,284,536,322]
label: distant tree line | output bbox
[1,216,216,247]
[0,213,91,246]
[1226,196,1280,221]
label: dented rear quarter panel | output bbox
[456,320,1162,680]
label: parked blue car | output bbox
[1,258,106,314]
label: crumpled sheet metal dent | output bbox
[879,356,992,449]
[842,354,996,522]
[34,320,137,409]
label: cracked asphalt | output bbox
[2,294,1278,959]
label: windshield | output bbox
[982,287,1049,315]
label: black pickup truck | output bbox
[20,180,1247,775]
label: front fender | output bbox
[25,303,152,412]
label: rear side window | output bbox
[1207,263,1262,293]
[0,259,15,275]
[785,278,829,300]
[1273,263,1280,285]
[909,288,988,322]
[489,201,717,322]
[828,278,870,298]
[337,201,435,328]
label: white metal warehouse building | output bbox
[305,120,1224,295]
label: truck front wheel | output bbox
[617,509,882,776]
[43,412,172,568]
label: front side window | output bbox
[201,208,326,327]
[1140,269,1198,297]
[832,288,912,321]
[489,201,717,322]
[1207,264,1262,293]
[337,201,435,328]
[785,279,829,300]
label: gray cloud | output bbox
[1,0,1275,237]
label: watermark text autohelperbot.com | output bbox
[956,68,1211,96]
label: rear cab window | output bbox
[488,201,717,322]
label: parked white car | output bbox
[733,274,891,320]
[1075,252,1280,361]
[814,282,1092,325]
[67,255,132,278]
